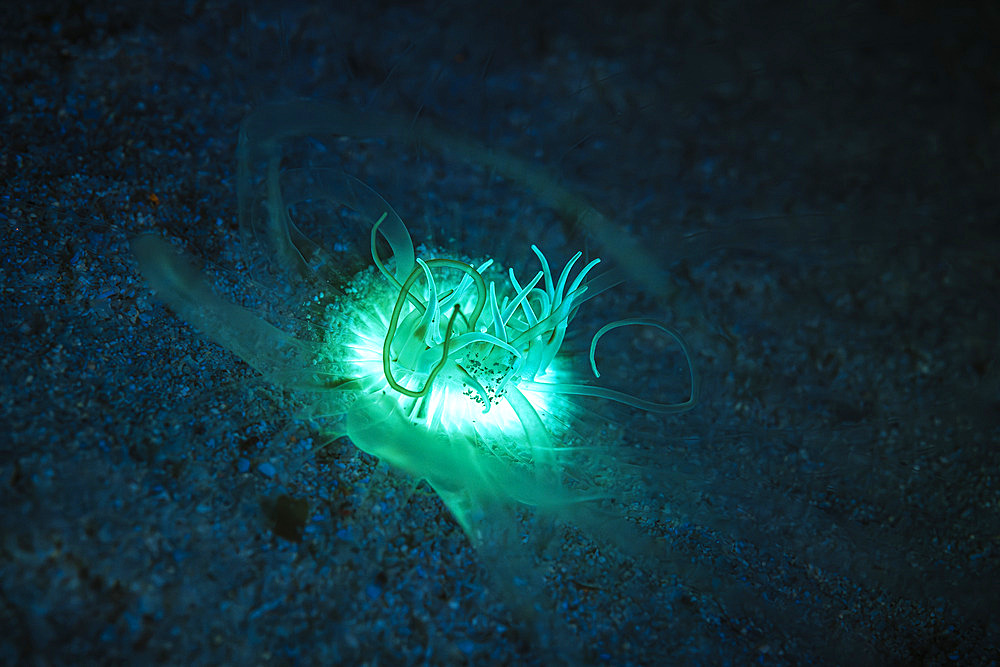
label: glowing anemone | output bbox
[312,202,698,475]
[132,101,698,653]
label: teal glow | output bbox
[322,238,578,461]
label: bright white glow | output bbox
[329,276,573,453]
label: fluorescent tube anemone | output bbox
[132,102,699,656]
[306,205,696,490]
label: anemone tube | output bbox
[132,102,699,652]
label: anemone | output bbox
[133,101,698,659]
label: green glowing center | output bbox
[329,212,593,447]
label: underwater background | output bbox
[2,0,998,664]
